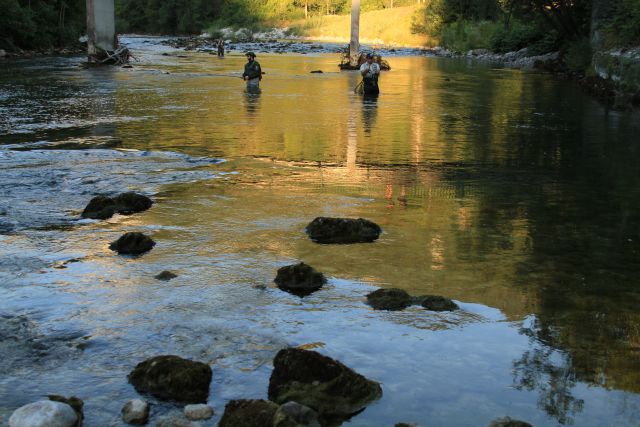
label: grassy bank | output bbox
[289,6,434,47]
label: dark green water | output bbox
[1,37,640,426]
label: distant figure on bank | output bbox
[243,52,262,89]
[217,38,224,57]
[360,53,380,95]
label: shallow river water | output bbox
[1,36,640,426]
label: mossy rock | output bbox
[274,262,327,297]
[268,348,382,422]
[155,270,178,281]
[305,217,381,244]
[81,192,153,220]
[81,195,117,219]
[489,417,533,427]
[218,399,279,427]
[416,295,459,312]
[109,232,155,255]
[128,355,212,404]
[366,288,412,311]
[47,395,83,427]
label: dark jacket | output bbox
[243,60,261,80]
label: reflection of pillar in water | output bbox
[346,97,358,173]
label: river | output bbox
[1,36,640,426]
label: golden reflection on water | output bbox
[84,52,640,410]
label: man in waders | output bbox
[242,52,261,89]
[360,53,380,95]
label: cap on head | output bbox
[366,53,373,59]
[245,52,256,58]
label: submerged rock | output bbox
[366,288,412,311]
[268,348,382,421]
[156,413,203,427]
[416,295,459,312]
[489,417,533,427]
[219,399,279,427]
[305,217,381,244]
[273,401,321,427]
[184,404,214,421]
[128,355,212,403]
[121,399,149,425]
[81,192,153,219]
[155,270,178,281]
[110,232,156,255]
[9,400,78,427]
[274,263,327,296]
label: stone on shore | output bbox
[417,295,459,312]
[128,355,212,403]
[155,271,178,281]
[9,400,77,427]
[184,404,214,421]
[489,417,533,427]
[81,192,153,220]
[121,399,150,425]
[305,217,382,244]
[274,263,327,296]
[273,401,321,427]
[46,396,83,425]
[218,399,279,427]
[366,288,412,311]
[268,348,382,421]
[110,232,156,255]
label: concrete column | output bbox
[86,0,116,59]
[349,0,360,67]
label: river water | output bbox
[1,36,640,426]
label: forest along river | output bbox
[1,36,640,426]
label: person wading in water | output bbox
[360,53,380,95]
[242,52,262,90]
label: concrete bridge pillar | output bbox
[86,0,116,60]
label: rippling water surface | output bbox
[1,36,640,426]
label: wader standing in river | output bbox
[242,52,261,89]
[217,38,225,57]
[360,53,380,95]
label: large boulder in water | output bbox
[268,348,382,422]
[113,192,153,215]
[9,400,78,427]
[81,195,117,220]
[81,192,153,219]
[305,217,381,244]
[109,232,156,255]
[218,399,279,427]
[273,401,321,427]
[127,355,212,403]
[366,288,412,311]
[274,263,327,296]
[416,295,459,312]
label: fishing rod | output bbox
[353,80,363,94]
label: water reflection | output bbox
[2,43,640,426]
[361,94,378,135]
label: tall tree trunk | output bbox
[305,0,308,19]
[349,0,360,67]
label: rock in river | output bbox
[268,348,382,421]
[9,400,78,427]
[184,404,214,421]
[128,355,212,403]
[305,217,381,244]
[109,232,156,255]
[219,399,279,427]
[274,262,327,296]
[416,295,459,312]
[155,270,178,281]
[273,401,321,427]
[121,399,150,425]
[366,288,412,311]
[81,192,153,220]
